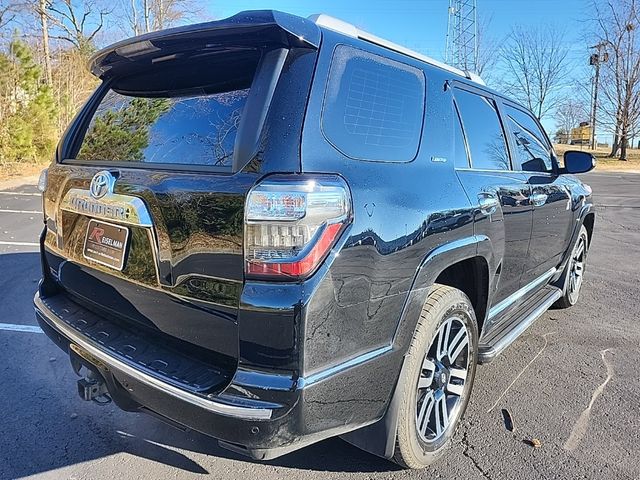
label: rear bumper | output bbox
[35,292,273,420]
[34,290,396,459]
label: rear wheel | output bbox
[554,225,589,309]
[392,285,478,469]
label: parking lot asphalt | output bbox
[0,171,638,480]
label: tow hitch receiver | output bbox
[69,343,112,404]
[77,374,109,402]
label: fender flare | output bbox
[553,201,594,288]
[341,235,494,459]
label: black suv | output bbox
[34,11,596,469]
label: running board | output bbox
[478,286,562,363]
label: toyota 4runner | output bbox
[34,10,596,469]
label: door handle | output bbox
[478,194,499,216]
[530,193,548,207]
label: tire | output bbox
[554,225,589,309]
[392,284,479,469]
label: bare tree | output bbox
[46,0,110,51]
[119,0,199,36]
[499,25,570,121]
[0,1,17,33]
[476,14,500,84]
[593,0,640,160]
[555,97,589,143]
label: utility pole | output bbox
[445,0,478,73]
[589,42,608,150]
[38,0,52,86]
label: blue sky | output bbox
[207,1,593,133]
[209,0,588,64]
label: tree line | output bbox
[0,0,639,166]
[0,0,198,168]
[480,0,640,160]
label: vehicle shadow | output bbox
[117,415,400,474]
[0,252,399,478]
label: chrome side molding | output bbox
[299,345,393,388]
[488,268,556,320]
[479,288,562,363]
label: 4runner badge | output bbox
[90,171,116,199]
[60,171,153,227]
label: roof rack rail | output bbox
[308,13,485,86]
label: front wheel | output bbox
[554,225,589,309]
[392,284,478,469]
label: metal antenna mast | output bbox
[445,0,478,72]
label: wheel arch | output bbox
[433,256,490,336]
[553,203,595,289]
[341,235,494,459]
[583,211,595,247]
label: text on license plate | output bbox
[83,219,129,271]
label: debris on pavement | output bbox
[501,408,515,432]
[524,438,542,448]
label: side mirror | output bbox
[563,150,596,174]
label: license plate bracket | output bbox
[83,219,129,271]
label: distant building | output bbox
[570,122,592,145]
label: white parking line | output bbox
[0,209,42,214]
[0,191,40,196]
[0,241,39,246]
[0,323,43,333]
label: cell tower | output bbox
[445,0,478,73]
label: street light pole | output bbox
[589,42,608,150]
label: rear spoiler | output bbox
[88,10,321,79]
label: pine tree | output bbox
[0,39,57,164]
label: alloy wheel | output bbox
[568,235,587,302]
[415,316,470,443]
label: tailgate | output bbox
[40,11,320,366]
[44,165,254,362]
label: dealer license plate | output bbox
[83,219,129,271]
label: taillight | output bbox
[37,168,48,193]
[244,175,351,279]
[38,168,48,223]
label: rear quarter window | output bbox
[321,44,426,162]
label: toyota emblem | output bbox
[89,171,116,199]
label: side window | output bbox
[322,45,426,162]
[454,88,510,171]
[503,105,553,173]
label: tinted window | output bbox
[76,88,249,168]
[503,105,553,172]
[454,89,510,171]
[322,45,426,162]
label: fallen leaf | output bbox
[524,438,542,448]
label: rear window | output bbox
[75,88,249,168]
[321,45,426,162]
